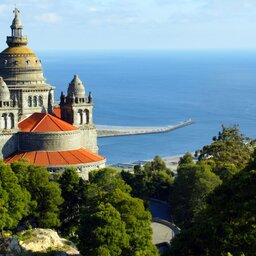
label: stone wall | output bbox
[80,125,98,153]
[48,160,106,180]
[0,131,18,159]
[18,130,81,152]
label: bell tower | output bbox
[60,74,93,127]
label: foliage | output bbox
[11,161,63,228]
[195,125,253,172]
[179,152,194,165]
[144,155,169,173]
[79,168,158,256]
[58,168,86,238]
[171,162,222,229]
[169,167,256,256]
[79,202,129,256]
[121,156,174,201]
[106,189,157,255]
[0,162,30,231]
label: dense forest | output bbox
[0,125,256,256]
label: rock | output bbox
[0,228,80,256]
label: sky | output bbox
[0,0,256,50]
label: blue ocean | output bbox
[38,50,256,164]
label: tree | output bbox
[121,156,174,201]
[144,155,170,173]
[171,162,222,229]
[79,168,158,256]
[169,167,256,256]
[106,189,158,255]
[196,125,253,171]
[179,152,194,166]
[0,162,30,231]
[58,168,86,238]
[79,202,129,256]
[11,161,63,228]
[149,171,174,201]
[89,168,131,194]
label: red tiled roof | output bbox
[18,113,78,132]
[53,107,61,119]
[4,148,105,166]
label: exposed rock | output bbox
[0,228,80,256]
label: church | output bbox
[0,9,106,178]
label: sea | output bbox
[38,50,256,164]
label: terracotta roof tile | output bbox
[18,112,78,132]
[4,148,105,167]
[53,107,61,119]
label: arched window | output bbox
[85,109,90,124]
[7,113,14,129]
[1,114,7,129]
[28,96,32,107]
[33,96,37,107]
[38,96,43,107]
[77,109,83,125]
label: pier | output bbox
[96,119,194,138]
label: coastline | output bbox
[110,154,186,171]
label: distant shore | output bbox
[111,154,189,171]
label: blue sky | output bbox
[0,0,256,50]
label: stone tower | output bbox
[0,8,54,121]
[60,74,98,153]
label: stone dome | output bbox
[67,74,86,99]
[0,46,45,85]
[0,76,10,102]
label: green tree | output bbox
[80,168,158,256]
[144,155,171,173]
[106,189,158,255]
[79,202,129,256]
[170,167,256,256]
[149,171,174,201]
[58,168,86,238]
[0,162,30,231]
[171,162,222,228]
[196,125,253,171]
[179,152,194,166]
[11,162,63,228]
[89,168,131,194]
[121,156,174,201]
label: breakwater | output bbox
[96,119,194,138]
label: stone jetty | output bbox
[96,119,194,138]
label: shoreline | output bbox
[110,154,187,170]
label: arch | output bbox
[7,113,14,129]
[28,96,32,107]
[77,109,83,125]
[33,96,37,107]
[38,96,43,107]
[1,113,7,129]
[84,109,90,124]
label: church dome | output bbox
[0,8,46,86]
[0,46,45,85]
[67,74,86,99]
[0,76,10,102]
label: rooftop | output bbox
[18,112,78,132]
[5,148,105,166]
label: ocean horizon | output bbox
[38,49,256,164]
